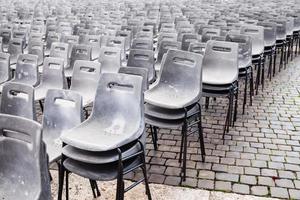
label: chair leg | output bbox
[205,97,209,109]
[150,126,157,150]
[233,84,239,124]
[249,68,254,106]
[223,94,231,142]
[89,180,100,198]
[179,125,184,163]
[181,121,188,182]
[284,42,287,69]
[279,46,283,72]
[39,100,44,112]
[268,54,273,81]
[140,148,152,200]
[243,74,247,115]
[255,58,261,95]
[197,105,205,162]
[65,171,69,200]
[273,49,277,77]
[57,162,65,200]
[261,56,265,90]
[116,150,124,200]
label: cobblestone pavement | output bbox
[127,56,300,199]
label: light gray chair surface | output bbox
[98,46,121,73]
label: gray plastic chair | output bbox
[80,35,101,60]
[127,49,155,83]
[50,42,69,68]
[181,33,198,51]
[98,46,121,73]
[0,114,51,200]
[0,52,11,87]
[70,60,101,107]
[66,44,92,78]
[156,39,181,71]
[106,36,126,60]
[62,73,144,151]
[0,28,12,45]
[61,34,79,58]
[116,30,132,51]
[8,38,24,64]
[46,32,62,53]
[43,89,83,164]
[144,49,205,180]
[131,38,153,51]
[11,54,39,87]
[119,67,149,91]
[0,82,36,120]
[188,42,206,55]
[201,28,221,43]
[28,40,44,66]
[35,57,66,101]
[202,40,239,138]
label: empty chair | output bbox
[0,28,12,45]
[202,40,239,138]
[28,40,44,66]
[66,44,92,78]
[70,60,101,106]
[35,57,66,101]
[225,34,254,114]
[241,25,265,93]
[181,33,198,51]
[0,36,3,52]
[127,49,155,83]
[156,39,181,71]
[11,54,39,87]
[106,36,126,60]
[144,49,205,181]
[80,35,101,60]
[131,38,153,51]
[61,35,79,58]
[0,82,36,120]
[119,67,149,91]
[201,28,221,43]
[59,73,151,200]
[116,30,132,51]
[49,42,69,68]
[8,38,24,64]
[188,42,206,55]
[98,46,121,73]
[46,32,61,55]
[43,89,82,164]
[0,114,51,200]
[0,52,11,89]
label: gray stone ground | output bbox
[45,53,300,199]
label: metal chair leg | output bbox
[65,171,69,200]
[197,105,205,162]
[243,73,247,115]
[249,68,254,106]
[141,149,152,200]
[273,49,277,77]
[150,125,157,150]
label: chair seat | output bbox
[238,58,252,69]
[35,84,63,101]
[145,103,198,120]
[63,156,141,181]
[145,114,184,129]
[44,130,63,164]
[61,120,144,152]
[202,83,236,97]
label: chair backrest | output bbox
[127,49,155,82]
[8,38,24,58]
[43,89,82,139]
[119,67,149,91]
[202,40,238,85]
[61,34,79,58]
[12,30,26,47]
[0,114,51,200]
[188,42,206,55]
[13,54,39,86]
[201,28,221,43]
[71,60,101,93]
[131,38,153,50]
[90,72,143,136]
[157,32,177,45]
[106,36,126,60]
[240,25,264,55]
[50,42,69,67]
[157,39,181,64]
[0,36,3,52]
[257,21,277,47]
[28,40,44,66]
[116,30,132,51]
[70,44,92,68]
[1,82,36,120]
[157,49,202,93]
[41,57,65,89]
[0,52,10,84]
[269,19,287,40]
[80,35,101,59]
[181,33,198,50]
[0,28,12,45]
[98,46,121,73]
[46,32,61,50]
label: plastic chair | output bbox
[35,57,66,101]
[144,49,205,181]
[11,54,39,87]
[8,38,24,65]
[61,34,79,59]
[98,46,121,73]
[131,38,153,51]
[127,49,155,83]
[43,89,83,164]
[59,73,151,200]
[106,36,126,60]
[49,42,69,68]
[0,114,51,200]
[80,35,101,60]
[0,28,12,45]
[201,28,221,43]
[0,82,36,120]
[156,39,181,71]
[181,33,198,51]
[28,40,44,66]
[188,42,206,55]
[202,40,239,139]
[0,52,11,88]
[70,60,101,107]
[66,44,92,78]
[116,30,132,51]
[119,67,149,91]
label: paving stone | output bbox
[216,173,239,182]
[278,170,297,179]
[294,180,300,189]
[261,169,278,177]
[244,167,260,176]
[227,166,244,174]
[212,164,228,172]
[198,179,214,190]
[268,161,284,170]
[181,178,198,188]
[289,189,300,199]
[270,187,289,199]
[198,170,215,180]
[232,184,250,195]
[251,186,269,196]
[149,174,165,184]
[251,160,267,168]
[258,177,275,186]
[240,175,257,185]
[275,179,295,188]
[215,181,232,192]
[164,176,181,186]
